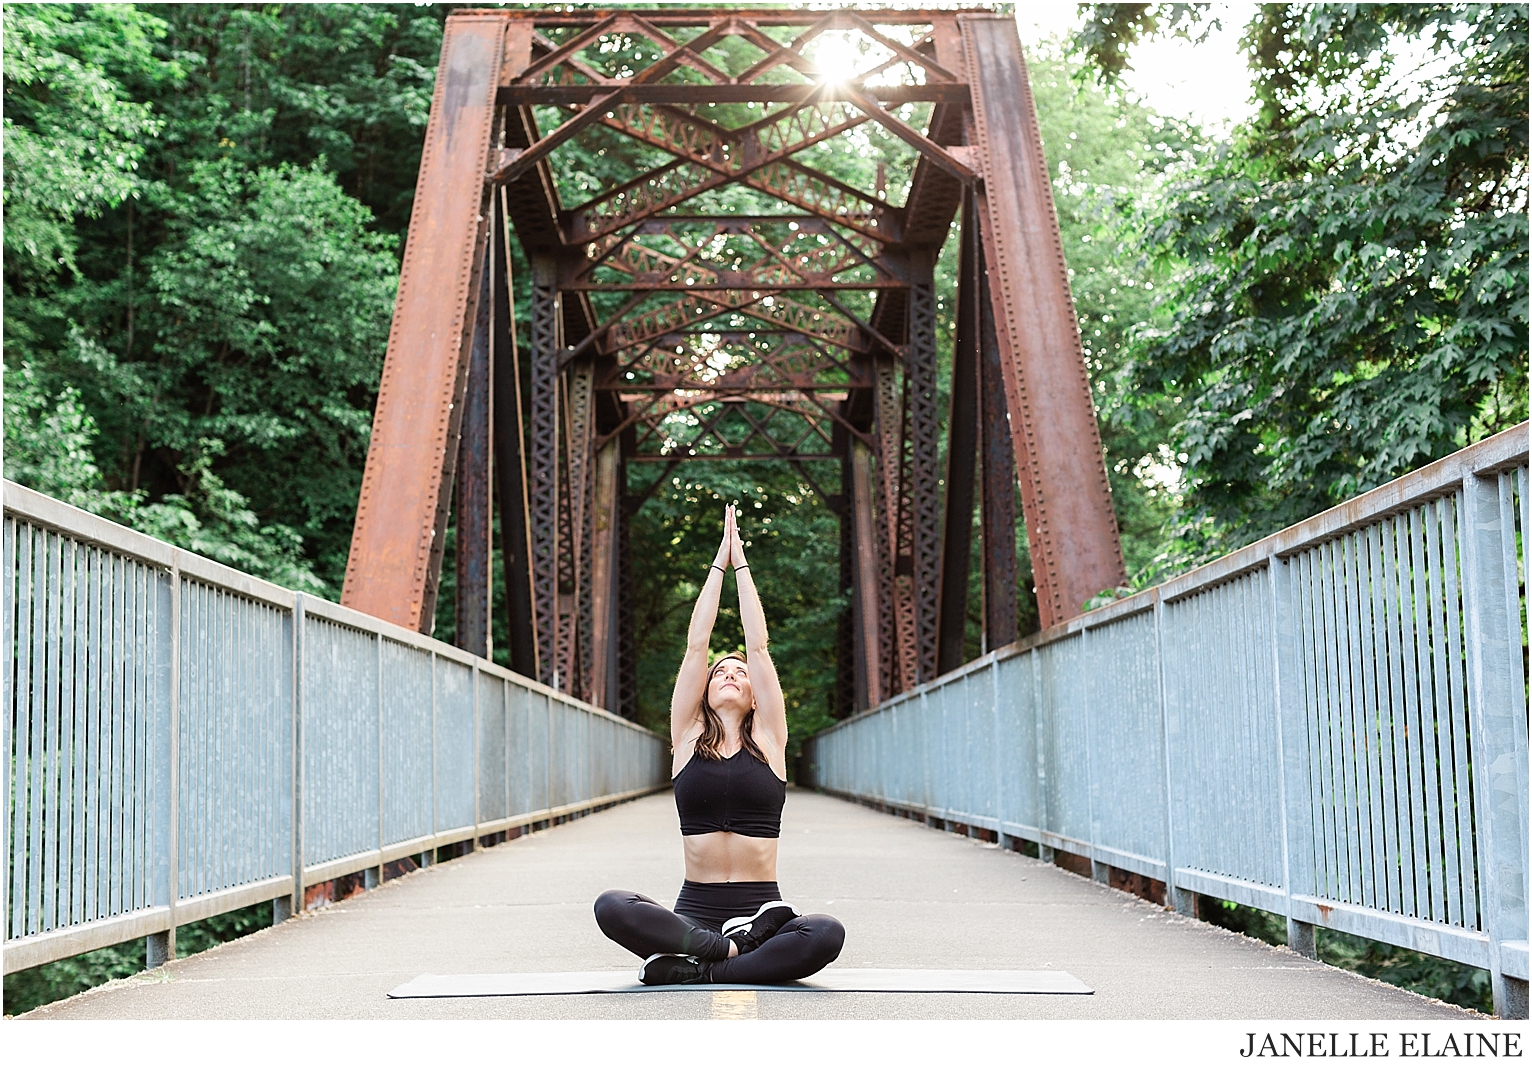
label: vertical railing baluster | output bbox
[1418,504,1451,923]
[70,540,88,927]
[1366,522,1402,917]
[2,518,17,942]
[1352,529,1384,913]
[431,652,439,842]
[1298,549,1331,902]
[1439,495,1476,930]
[290,593,305,919]
[1399,508,1431,916]
[472,662,481,849]
[154,560,180,965]
[59,538,76,929]
[1155,588,1191,914]
[376,631,384,887]
[1380,515,1419,920]
[84,544,100,924]
[1272,553,1316,956]
[42,531,61,932]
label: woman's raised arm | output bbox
[730,511,787,771]
[670,506,734,750]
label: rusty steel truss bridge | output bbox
[340,6,1127,718]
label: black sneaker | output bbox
[721,900,800,954]
[638,953,710,986]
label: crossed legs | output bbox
[593,889,844,984]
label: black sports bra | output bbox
[673,748,786,838]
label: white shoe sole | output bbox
[721,900,798,938]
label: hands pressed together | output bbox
[713,503,749,574]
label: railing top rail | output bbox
[301,594,650,731]
[1155,420,1527,602]
[2,479,656,736]
[816,422,1529,735]
[4,479,298,611]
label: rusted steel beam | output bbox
[607,385,853,398]
[616,446,638,720]
[849,438,883,711]
[491,189,537,679]
[501,105,566,253]
[962,14,1126,628]
[567,360,596,700]
[567,156,901,245]
[547,101,874,244]
[566,279,904,292]
[342,14,505,631]
[834,433,856,719]
[474,9,988,28]
[563,219,899,290]
[937,203,980,676]
[843,88,974,183]
[455,250,494,660]
[622,393,839,461]
[501,84,971,106]
[865,18,966,350]
[492,88,623,184]
[554,361,595,698]
[529,256,561,687]
[872,354,910,695]
[601,291,868,355]
[906,252,942,683]
[589,441,620,710]
[975,201,1019,653]
[626,453,838,463]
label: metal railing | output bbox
[2,481,669,974]
[803,424,1529,1016]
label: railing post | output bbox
[471,660,481,851]
[285,592,306,919]
[1153,590,1193,915]
[431,651,439,860]
[1032,650,1052,863]
[991,660,1008,849]
[147,561,180,968]
[1461,470,1529,1018]
[1270,554,1317,958]
[1080,625,1108,884]
[367,631,383,891]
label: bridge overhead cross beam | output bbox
[341,7,1126,715]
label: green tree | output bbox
[2,3,172,281]
[1078,3,1529,559]
[4,4,447,591]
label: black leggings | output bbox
[594,881,845,984]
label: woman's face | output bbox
[707,657,754,714]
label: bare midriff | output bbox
[683,832,779,883]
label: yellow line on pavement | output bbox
[709,990,759,1019]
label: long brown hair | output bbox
[693,653,766,763]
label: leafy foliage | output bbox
[1079,3,1528,561]
[2,4,171,280]
[3,3,446,592]
[1197,896,1492,1014]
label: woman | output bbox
[594,504,845,985]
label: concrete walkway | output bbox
[21,789,1481,1020]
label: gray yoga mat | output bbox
[387,968,1093,998]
